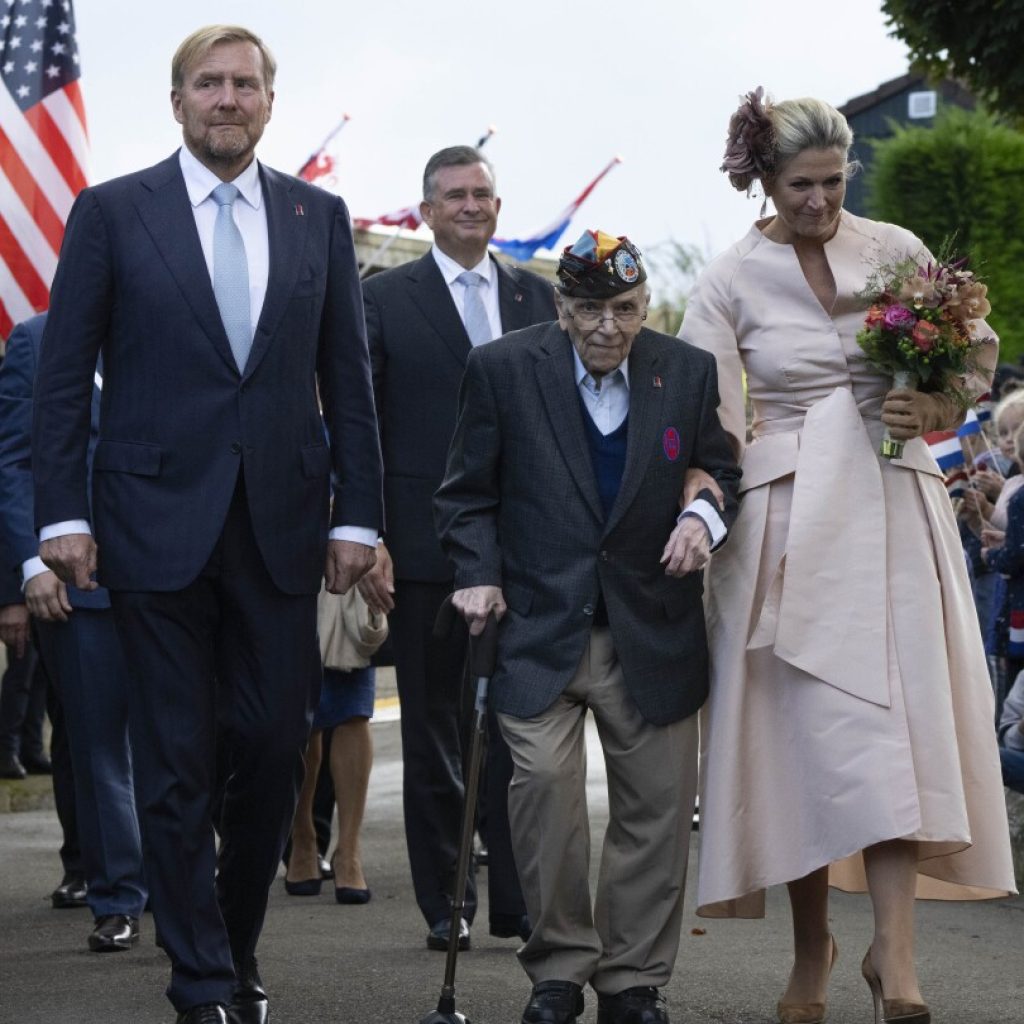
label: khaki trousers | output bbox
[498,627,699,994]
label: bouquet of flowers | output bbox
[856,246,995,458]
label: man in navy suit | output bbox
[32,25,382,1024]
[0,312,147,952]
[358,146,555,951]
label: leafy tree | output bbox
[882,0,1024,123]
[645,239,707,336]
[867,107,1024,360]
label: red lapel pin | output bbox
[294,203,304,216]
[653,375,663,389]
[514,292,523,302]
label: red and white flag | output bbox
[0,0,88,339]
[353,204,423,232]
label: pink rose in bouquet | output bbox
[882,304,917,331]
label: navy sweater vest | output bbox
[578,392,628,625]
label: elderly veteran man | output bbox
[435,231,741,1024]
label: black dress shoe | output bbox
[88,913,140,952]
[490,912,532,941]
[0,751,26,779]
[426,916,470,951]
[176,1005,227,1024]
[51,872,88,909]
[228,958,268,1024]
[21,753,53,774]
[226,997,268,1024]
[596,986,669,1024]
[522,981,584,1024]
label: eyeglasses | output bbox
[565,304,647,327]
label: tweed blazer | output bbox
[435,321,741,724]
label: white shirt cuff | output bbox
[678,497,727,549]
[39,520,92,541]
[329,526,378,548]
[21,557,50,587]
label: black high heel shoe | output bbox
[283,876,322,897]
[777,934,838,1024]
[861,949,930,1024]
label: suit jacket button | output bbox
[230,442,242,454]
[599,550,609,562]
[583,603,595,616]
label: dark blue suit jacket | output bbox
[0,313,108,609]
[363,252,556,582]
[31,152,383,594]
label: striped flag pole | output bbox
[0,0,89,341]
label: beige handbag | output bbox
[317,583,389,671]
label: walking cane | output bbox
[419,596,499,1024]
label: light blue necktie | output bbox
[211,183,252,372]
[456,270,493,347]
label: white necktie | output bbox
[456,270,493,347]
[212,183,252,372]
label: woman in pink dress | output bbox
[681,89,1016,1024]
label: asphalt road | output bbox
[1,712,1022,1024]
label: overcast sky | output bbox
[78,0,911,293]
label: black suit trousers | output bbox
[391,579,526,928]
[111,474,320,1012]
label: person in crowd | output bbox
[962,392,1024,713]
[31,24,382,1024]
[284,667,376,901]
[0,588,44,779]
[436,230,741,1024]
[998,669,1024,793]
[358,145,555,951]
[981,420,1024,719]
[992,362,1024,403]
[0,312,147,953]
[285,586,386,902]
[680,89,1016,1024]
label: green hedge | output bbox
[867,108,1024,361]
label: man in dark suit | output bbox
[436,232,741,1024]
[0,312,147,953]
[32,25,382,1024]
[358,145,555,950]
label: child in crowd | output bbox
[981,411,1024,720]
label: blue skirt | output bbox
[313,666,376,730]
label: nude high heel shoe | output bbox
[777,934,838,1024]
[860,949,931,1024]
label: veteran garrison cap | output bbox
[556,229,647,298]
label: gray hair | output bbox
[422,146,495,202]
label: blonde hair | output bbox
[995,389,1024,427]
[1013,420,1024,466]
[171,25,276,93]
[721,90,856,193]
[770,98,853,172]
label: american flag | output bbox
[0,0,88,340]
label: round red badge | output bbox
[662,427,681,462]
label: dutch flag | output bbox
[925,430,965,471]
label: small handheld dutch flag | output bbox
[924,430,966,472]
